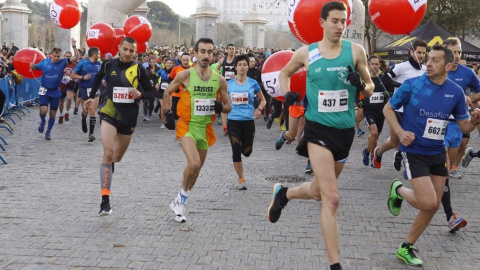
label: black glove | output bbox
[164,110,175,130]
[357,99,364,109]
[382,91,390,101]
[284,91,300,108]
[214,101,223,114]
[347,65,365,93]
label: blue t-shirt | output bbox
[389,74,469,155]
[227,77,260,121]
[73,58,101,89]
[36,58,69,90]
[447,64,480,93]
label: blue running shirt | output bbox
[36,58,69,90]
[227,77,260,121]
[389,74,469,155]
[447,64,480,93]
[74,58,101,89]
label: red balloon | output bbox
[50,0,82,29]
[288,0,352,44]
[86,23,116,56]
[123,15,152,43]
[261,51,306,102]
[137,43,147,54]
[100,28,124,58]
[12,48,46,79]
[369,0,427,35]
[114,28,125,37]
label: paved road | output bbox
[1,106,479,269]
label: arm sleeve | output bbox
[469,71,480,93]
[88,60,107,99]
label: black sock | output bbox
[82,114,87,121]
[89,117,97,135]
[441,179,453,221]
[401,241,412,248]
[330,263,342,270]
[472,150,480,158]
[102,195,109,202]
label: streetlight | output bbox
[178,17,191,46]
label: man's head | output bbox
[88,47,100,61]
[119,36,137,63]
[105,53,113,60]
[320,1,348,43]
[409,39,427,64]
[426,44,454,79]
[64,51,72,59]
[443,37,462,68]
[368,55,381,76]
[51,47,62,63]
[194,38,215,68]
[226,44,235,57]
[180,53,190,68]
[248,56,257,69]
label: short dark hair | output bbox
[320,1,347,20]
[120,36,137,46]
[88,47,100,57]
[411,39,427,51]
[52,47,62,54]
[227,44,235,48]
[180,52,190,58]
[194,38,215,52]
[443,37,461,48]
[234,54,249,67]
[368,55,381,62]
[431,44,454,64]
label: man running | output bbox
[217,43,236,135]
[84,37,155,216]
[70,47,102,142]
[266,2,374,270]
[385,45,480,267]
[58,50,77,123]
[164,37,230,223]
[30,39,80,140]
[373,39,427,170]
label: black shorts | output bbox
[364,109,385,134]
[156,89,164,99]
[402,151,448,180]
[296,120,355,161]
[99,113,137,135]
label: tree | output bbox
[217,23,244,47]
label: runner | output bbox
[70,47,101,142]
[266,2,374,270]
[227,54,266,190]
[155,58,174,128]
[360,55,394,167]
[30,39,80,140]
[58,50,77,124]
[164,37,231,223]
[84,37,155,216]
[247,55,270,120]
[217,44,236,135]
[168,52,191,120]
[384,45,480,267]
[372,39,427,170]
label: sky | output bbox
[0,0,198,18]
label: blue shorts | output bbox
[444,122,462,148]
[39,89,61,110]
[78,87,99,100]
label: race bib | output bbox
[112,87,134,103]
[161,82,169,90]
[318,90,348,112]
[87,88,92,97]
[225,71,235,79]
[194,99,215,115]
[422,118,447,140]
[369,92,384,104]
[231,92,249,105]
[38,86,47,96]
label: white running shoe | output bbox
[169,200,186,223]
[160,123,165,129]
[449,169,462,179]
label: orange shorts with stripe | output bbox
[175,118,216,150]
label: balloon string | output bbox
[407,37,422,66]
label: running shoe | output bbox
[305,162,313,174]
[370,155,375,168]
[356,129,365,137]
[266,116,273,129]
[58,116,64,124]
[396,243,422,267]
[169,200,186,223]
[82,119,88,133]
[275,131,286,150]
[45,131,51,140]
[88,134,96,142]
[393,151,402,171]
[388,179,403,216]
[268,183,288,223]
[461,147,473,168]
[361,148,370,166]
[449,169,462,179]
[275,117,280,124]
[160,123,165,129]
[38,120,45,133]
[372,147,382,169]
[99,196,112,216]
[65,113,69,121]
[73,108,78,115]
[237,178,247,190]
[216,116,222,125]
[279,124,286,131]
[448,212,467,233]
[143,116,148,122]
